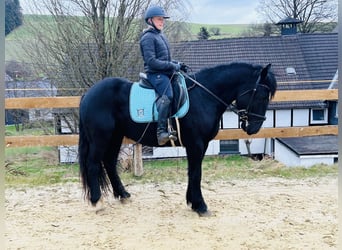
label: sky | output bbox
[20,0,262,25]
[187,0,262,24]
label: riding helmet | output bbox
[144,6,170,23]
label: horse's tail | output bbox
[78,95,110,201]
[78,96,91,199]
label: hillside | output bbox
[5,15,253,62]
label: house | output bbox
[275,135,338,167]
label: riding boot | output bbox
[157,95,177,145]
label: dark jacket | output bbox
[139,28,175,75]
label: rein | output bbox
[182,73,268,123]
[183,73,231,107]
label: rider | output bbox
[140,6,186,145]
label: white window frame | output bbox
[310,108,328,124]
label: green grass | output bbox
[5,146,337,188]
[189,23,251,39]
[5,124,54,136]
[120,155,338,186]
[5,146,79,186]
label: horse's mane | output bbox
[194,62,277,98]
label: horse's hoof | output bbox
[198,210,212,217]
[120,197,131,204]
[93,197,105,213]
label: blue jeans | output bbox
[147,73,173,100]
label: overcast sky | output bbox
[187,0,261,24]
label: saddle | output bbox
[129,72,189,123]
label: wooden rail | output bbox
[4,89,338,148]
[5,89,338,109]
[5,126,338,148]
[5,96,81,109]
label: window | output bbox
[220,140,239,154]
[286,67,296,75]
[310,108,327,124]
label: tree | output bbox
[5,0,23,36]
[209,27,220,36]
[257,0,337,33]
[197,26,210,40]
[23,0,190,92]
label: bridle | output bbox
[230,75,271,124]
[183,73,271,124]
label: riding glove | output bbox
[180,63,189,73]
[170,62,181,71]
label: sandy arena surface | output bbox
[5,176,337,250]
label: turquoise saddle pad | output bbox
[129,73,189,123]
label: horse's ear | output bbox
[260,63,272,80]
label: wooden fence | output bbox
[5,89,338,147]
[5,89,337,176]
[5,89,338,148]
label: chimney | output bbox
[276,17,302,35]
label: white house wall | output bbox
[274,140,336,167]
[274,140,301,166]
[143,140,220,159]
[222,112,239,128]
[275,110,292,127]
[239,138,268,155]
[293,109,309,126]
[299,155,337,167]
[263,110,274,127]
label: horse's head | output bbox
[235,64,277,135]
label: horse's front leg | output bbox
[186,146,210,216]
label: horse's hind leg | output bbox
[103,134,131,201]
[86,145,106,205]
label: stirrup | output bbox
[168,133,177,141]
[167,119,177,137]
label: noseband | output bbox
[183,73,271,123]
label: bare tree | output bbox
[22,0,190,93]
[257,0,337,33]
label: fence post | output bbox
[133,144,143,176]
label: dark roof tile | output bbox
[172,33,338,90]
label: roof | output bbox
[172,32,338,90]
[276,17,303,25]
[171,32,337,110]
[276,135,338,155]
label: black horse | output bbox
[78,62,277,216]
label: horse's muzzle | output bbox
[241,120,262,135]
